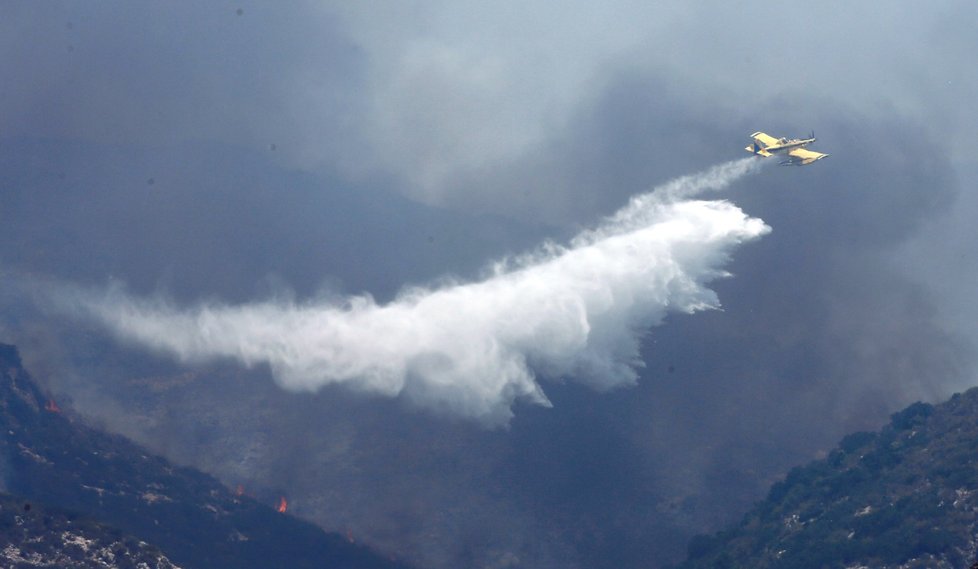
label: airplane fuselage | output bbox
[745,131,828,166]
[762,137,816,154]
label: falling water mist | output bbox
[61,158,768,424]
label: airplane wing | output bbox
[784,147,829,166]
[750,132,781,148]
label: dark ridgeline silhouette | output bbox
[0,343,414,569]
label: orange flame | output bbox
[276,496,287,513]
[45,399,61,413]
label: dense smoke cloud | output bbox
[68,159,766,423]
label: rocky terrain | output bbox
[675,391,978,568]
[0,343,412,569]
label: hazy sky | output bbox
[2,2,978,568]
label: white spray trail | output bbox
[74,158,768,424]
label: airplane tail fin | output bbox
[744,142,772,157]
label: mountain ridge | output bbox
[674,385,978,569]
[0,342,413,569]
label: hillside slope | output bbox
[0,343,412,569]
[675,389,978,568]
[0,491,182,568]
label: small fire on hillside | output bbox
[44,399,61,413]
[277,496,287,513]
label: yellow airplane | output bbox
[745,131,829,166]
